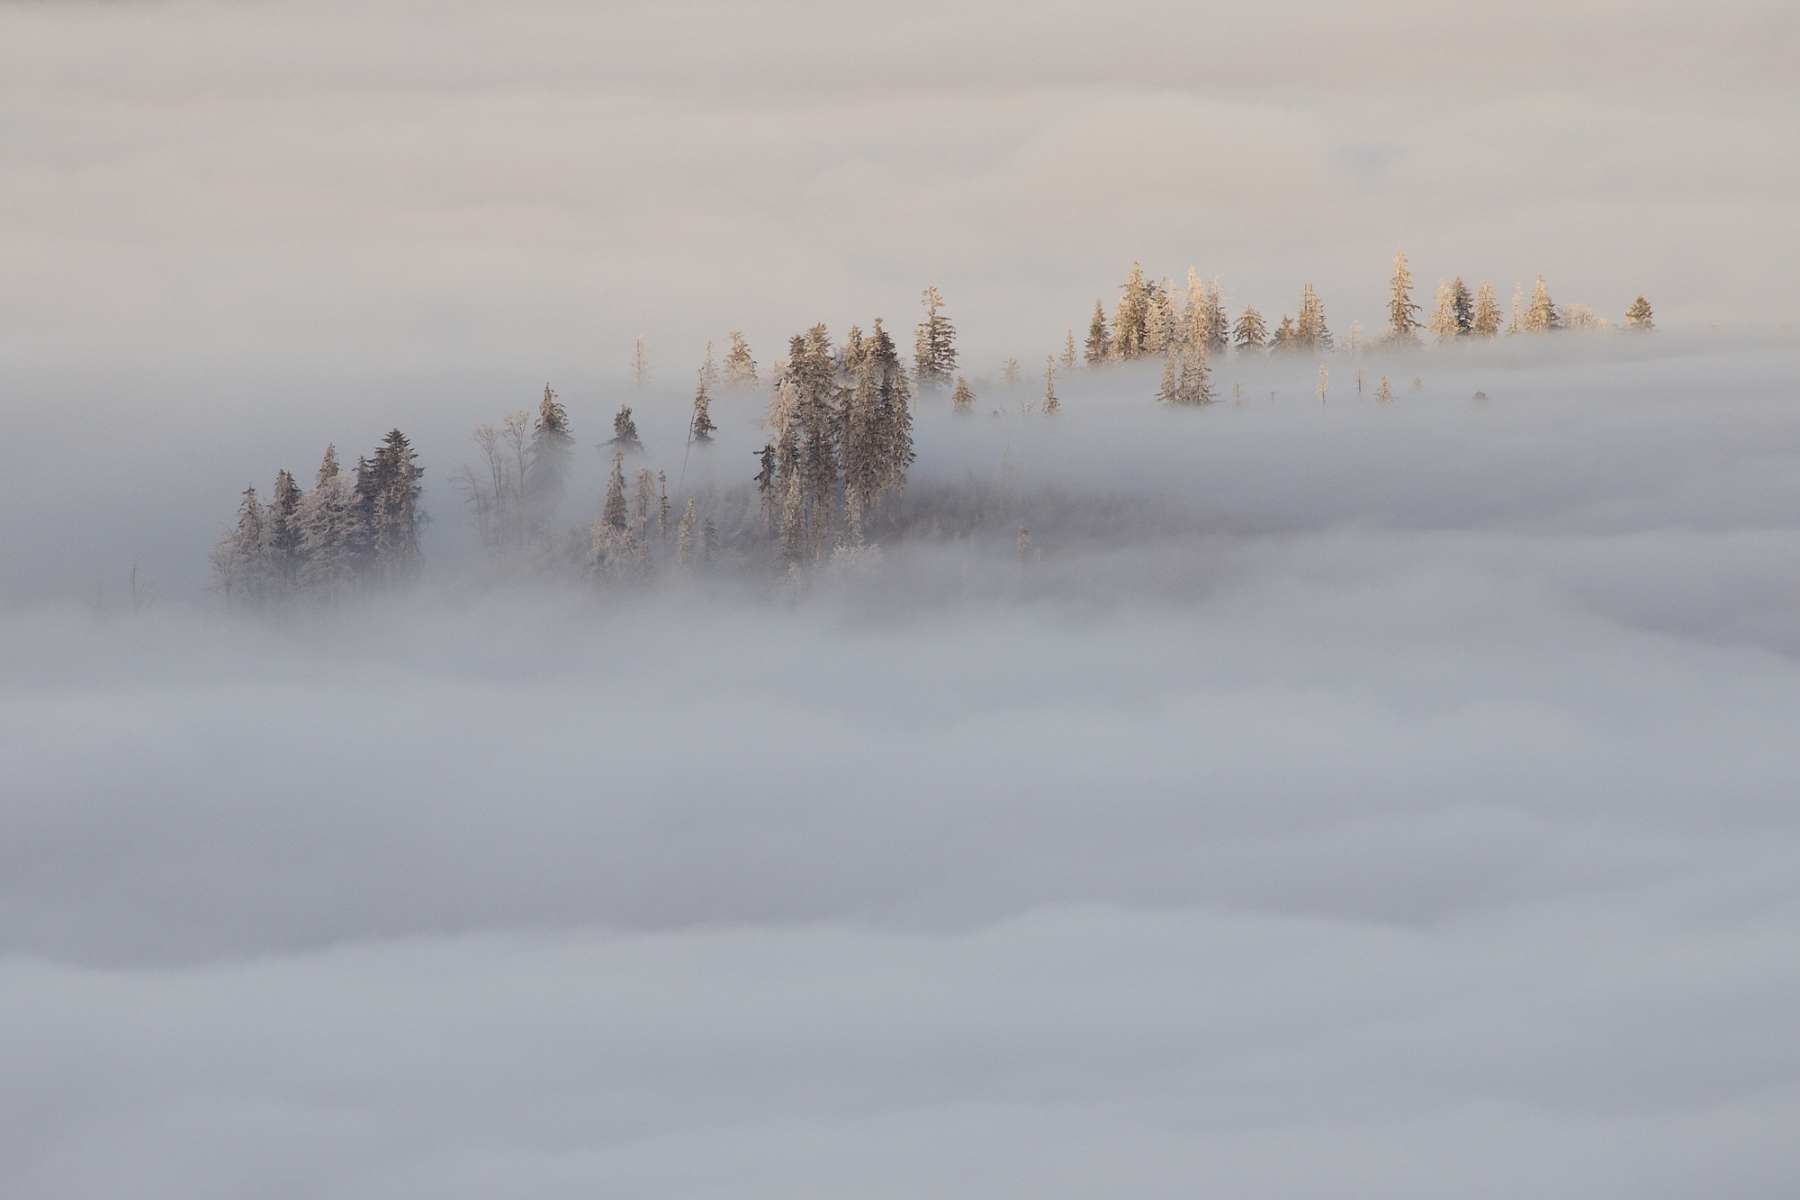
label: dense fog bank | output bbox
[4,341,1800,1197]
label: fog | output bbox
[5,331,1800,1196]
[7,0,1800,1194]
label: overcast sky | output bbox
[2,0,1796,377]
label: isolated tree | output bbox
[951,375,976,414]
[1624,295,1654,330]
[1085,299,1111,364]
[1524,275,1561,332]
[724,331,758,386]
[1471,281,1502,337]
[914,286,958,388]
[1233,306,1268,353]
[699,341,720,392]
[606,405,644,453]
[1317,364,1329,403]
[632,336,651,387]
[1374,375,1395,403]
[1061,331,1078,370]
[602,452,628,529]
[1386,251,1421,345]
[690,378,717,443]
[1042,357,1060,414]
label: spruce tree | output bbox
[1624,295,1654,330]
[1111,262,1151,359]
[268,469,303,594]
[1085,299,1111,365]
[690,379,718,443]
[1386,251,1421,345]
[699,341,720,392]
[1061,331,1078,370]
[525,384,574,530]
[1233,306,1268,353]
[630,468,656,536]
[1042,358,1060,414]
[1524,275,1561,332]
[1374,375,1395,403]
[1471,281,1502,337]
[914,286,958,389]
[606,405,643,453]
[603,452,628,529]
[632,336,651,387]
[353,429,425,585]
[1271,314,1297,353]
[1426,280,1461,343]
[676,497,698,566]
[1452,278,1475,335]
[1297,284,1333,349]
[724,331,758,386]
[210,485,269,607]
[951,375,976,414]
[297,445,355,595]
[1144,284,1174,355]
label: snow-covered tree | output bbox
[1472,281,1502,337]
[632,336,651,387]
[1144,284,1175,355]
[1386,251,1421,346]
[1234,306,1268,353]
[353,428,425,586]
[1296,284,1333,350]
[690,378,718,443]
[724,331,758,386]
[699,342,720,393]
[606,405,644,453]
[1085,299,1111,365]
[297,445,355,594]
[268,469,303,594]
[1374,375,1395,403]
[951,375,976,414]
[1524,275,1561,332]
[675,496,698,566]
[602,452,627,530]
[525,385,574,532]
[1624,295,1654,331]
[914,286,958,389]
[1452,278,1475,336]
[1042,357,1060,414]
[1061,331,1079,371]
[1111,262,1152,359]
[210,485,269,607]
[1426,280,1461,344]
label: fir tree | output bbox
[724,331,758,386]
[1233,306,1268,353]
[1524,275,1561,332]
[1386,250,1422,345]
[268,469,303,594]
[631,468,656,537]
[1143,284,1175,355]
[1042,357,1060,414]
[1471,281,1502,337]
[1111,262,1151,359]
[1317,364,1329,404]
[914,286,958,389]
[1624,295,1654,331]
[603,452,628,529]
[525,384,574,530]
[1426,280,1461,344]
[1452,278,1475,335]
[690,378,718,443]
[1296,284,1333,349]
[632,335,651,387]
[353,429,426,586]
[606,405,644,453]
[210,485,269,607]
[754,441,778,531]
[699,341,720,392]
[297,445,355,595]
[675,497,698,566]
[1002,357,1022,385]
[1061,331,1078,371]
[1374,375,1395,403]
[1085,299,1111,365]
[951,375,976,414]
[1271,314,1297,353]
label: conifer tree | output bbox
[676,496,698,566]
[1002,357,1021,385]
[724,331,758,386]
[1234,306,1268,353]
[268,469,303,594]
[658,471,670,540]
[699,341,720,392]
[1524,275,1561,332]
[1374,375,1395,403]
[1111,262,1151,359]
[297,445,355,594]
[210,485,269,607]
[754,441,778,531]
[1296,284,1333,350]
[1386,251,1421,345]
[1159,349,1180,406]
[1317,364,1329,404]
[1452,278,1475,336]
[1271,314,1297,353]
[525,384,574,531]
[1471,281,1502,337]
[690,378,717,443]
[1061,331,1078,371]
[951,375,976,414]
[603,452,627,529]
[1042,358,1060,414]
[1426,280,1461,344]
[1624,295,1654,330]
[914,286,958,389]
[1085,299,1111,365]
[606,405,644,453]
[1507,283,1524,335]
[1144,285,1175,355]
[353,429,426,586]
[631,468,656,536]
[632,336,651,387]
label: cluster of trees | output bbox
[210,429,424,606]
[449,386,573,559]
[756,318,916,561]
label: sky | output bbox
[4,2,1800,1197]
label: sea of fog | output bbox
[4,334,1800,1198]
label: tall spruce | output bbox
[724,331,758,386]
[690,377,717,443]
[603,452,628,529]
[1085,299,1111,365]
[1451,278,1475,335]
[1524,275,1561,332]
[914,286,958,389]
[297,445,355,594]
[268,469,303,593]
[1296,284,1333,349]
[606,405,643,453]
[1471,281,1503,337]
[210,485,269,607]
[951,375,975,414]
[1426,280,1461,343]
[525,384,574,532]
[1386,251,1422,345]
[353,429,425,586]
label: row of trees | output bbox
[210,430,425,606]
